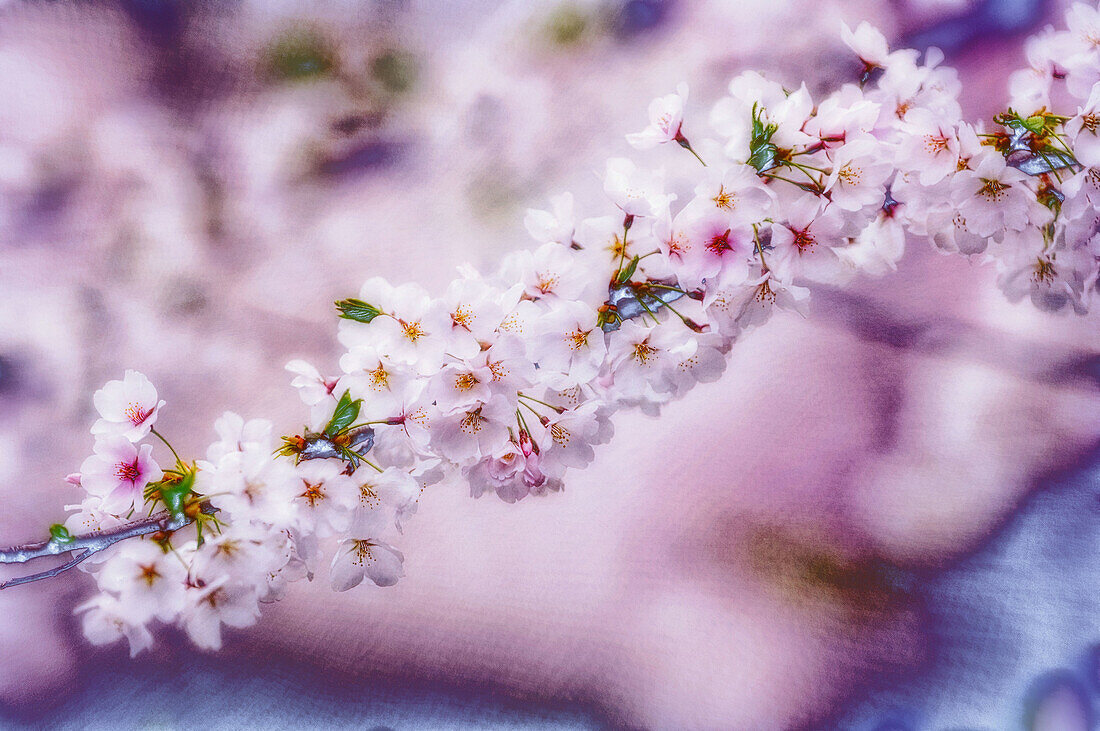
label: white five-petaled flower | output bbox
[529,301,608,390]
[524,192,576,246]
[896,108,960,186]
[76,594,154,657]
[330,538,405,591]
[91,370,165,442]
[841,21,891,70]
[824,136,894,212]
[951,149,1050,238]
[97,539,187,623]
[603,157,674,217]
[626,82,689,149]
[180,577,262,651]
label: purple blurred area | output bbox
[2,0,1100,728]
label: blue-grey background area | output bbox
[2,646,601,730]
[829,446,1100,731]
[2,0,1095,729]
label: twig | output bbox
[0,510,197,590]
[0,550,94,590]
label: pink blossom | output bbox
[90,370,165,442]
[79,435,162,514]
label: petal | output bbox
[364,542,405,587]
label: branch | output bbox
[0,510,196,590]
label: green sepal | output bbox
[158,467,197,520]
[748,104,780,173]
[49,524,72,544]
[1023,115,1047,134]
[335,298,382,323]
[615,255,640,285]
[324,390,362,438]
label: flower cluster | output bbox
[30,3,1100,656]
[65,372,415,654]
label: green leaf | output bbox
[615,256,640,284]
[324,390,362,437]
[49,524,72,544]
[335,298,382,323]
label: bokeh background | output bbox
[1,0,1099,728]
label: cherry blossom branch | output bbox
[0,509,200,590]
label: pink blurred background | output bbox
[1,0,1099,728]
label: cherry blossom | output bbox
[79,435,162,514]
[90,370,165,442]
[330,538,404,591]
[626,82,689,150]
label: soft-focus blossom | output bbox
[626,82,689,149]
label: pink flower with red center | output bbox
[91,370,165,442]
[673,209,754,290]
[79,435,163,514]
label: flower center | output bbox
[500,312,525,334]
[712,185,737,210]
[451,304,475,329]
[243,480,264,504]
[124,402,152,426]
[353,540,375,566]
[115,460,141,484]
[215,540,240,558]
[459,409,484,435]
[454,372,479,391]
[755,279,776,303]
[632,341,657,365]
[923,134,949,154]
[609,234,629,259]
[978,178,1010,201]
[203,587,226,608]
[666,232,688,257]
[139,563,160,587]
[405,407,430,428]
[535,272,559,294]
[550,423,571,446]
[838,164,863,185]
[1033,257,1056,283]
[706,228,734,255]
[300,481,325,507]
[792,228,816,252]
[359,483,380,507]
[565,328,590,351]
[488,360,508,381]
[368,364,389,391]
[402,321,427,342]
